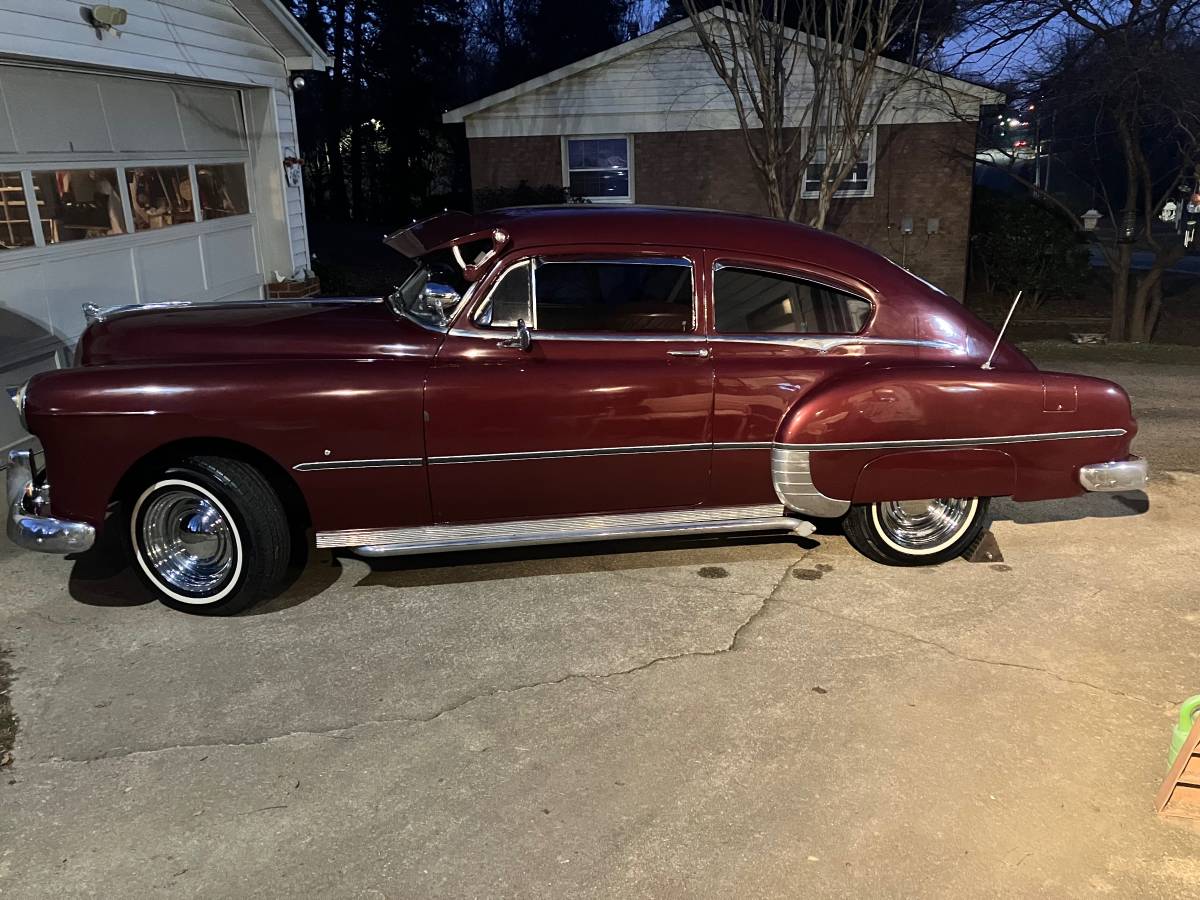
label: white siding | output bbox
[459,29,988,138]
[0,0,316,274]
[274,85,308,273]
[0,0,290,87]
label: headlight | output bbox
[13,379,29,431]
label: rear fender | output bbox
[772,367,1135,511]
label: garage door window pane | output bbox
[32,169,126,244]
[714,266,871,334]
[0,172,38,250]
[127,166,195,231]
[196,163,249,220]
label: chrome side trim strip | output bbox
[704,335,961,353]
[446,326,709,343]
[777,429,1126,452]
[294,458,424,472]
[84,297,383,325]
[771,447,851,518]
[428,443,712,465]
[315,503,809,554]
[714,441,774,451]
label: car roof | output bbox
[386,205,928,296]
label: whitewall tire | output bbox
[126,456,290,614]
[843,497,990,566]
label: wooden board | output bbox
[1156,718,1200,820]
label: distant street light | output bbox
[1081,209,1102,231]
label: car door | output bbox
[423,248,714,524]
[703,251,904,509]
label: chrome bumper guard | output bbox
[6,450,95,554]
[1079,456,1148,492]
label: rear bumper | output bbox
[6,450,95,554]
[1079,456,1148,492]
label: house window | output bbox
[0,172,39,250]
[802,130,875,199]
[196,163,250,219]
[563,137,632,203]
[31,169,126,244]
[127,166,196,231]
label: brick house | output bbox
[444,16,1001,299]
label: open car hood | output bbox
[383,211,511,281]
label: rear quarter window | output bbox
[714,266,871,335]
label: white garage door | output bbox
[0,62,264,392]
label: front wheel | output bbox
[842,497,990,566]
[127,456,291,614]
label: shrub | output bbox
[474,181,574,211]
[970,188,1091,309]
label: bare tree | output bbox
[681,0,948,228]
[967,0,1200,341]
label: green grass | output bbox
[1019,339,1200,366]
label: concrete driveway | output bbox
[2,355,1198,898]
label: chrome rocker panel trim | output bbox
[1079,457,1148,492]
[6,450,95,554]
[317,503,815,556]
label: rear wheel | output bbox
[842,496,990,566]
[127,456,290,614]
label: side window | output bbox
[475,260,532,328]
[713,265,871,335]
[534,260,693,333]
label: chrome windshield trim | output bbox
[428,443,712,465]
[294,458,424,472]
[778,429,1127,452]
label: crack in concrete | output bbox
[40,558,807,766]
[799,602,1178,708]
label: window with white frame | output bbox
[563,136,633,203]
[0,161,250,251]
[802,129,875,199]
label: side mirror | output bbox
[498,318,533,352]
[419,281,462,324]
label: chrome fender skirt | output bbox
[771,447,851,518]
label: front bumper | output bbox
[1079,456,1149,492]
[6,449,95,554]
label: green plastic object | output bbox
[1169,695,1200,766]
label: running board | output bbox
[315,504,815,558]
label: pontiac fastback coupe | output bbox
[8,207,1146,614]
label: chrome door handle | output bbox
[667,348,710,358]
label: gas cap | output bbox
[1042,378,1078,413]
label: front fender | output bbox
[23,359,431,533]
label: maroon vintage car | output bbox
[8,206,1145,614]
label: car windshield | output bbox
[389,249,472,329]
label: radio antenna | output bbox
[982,290,1022,370]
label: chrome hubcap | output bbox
[874,498,975,552]
[139,489,236,597]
